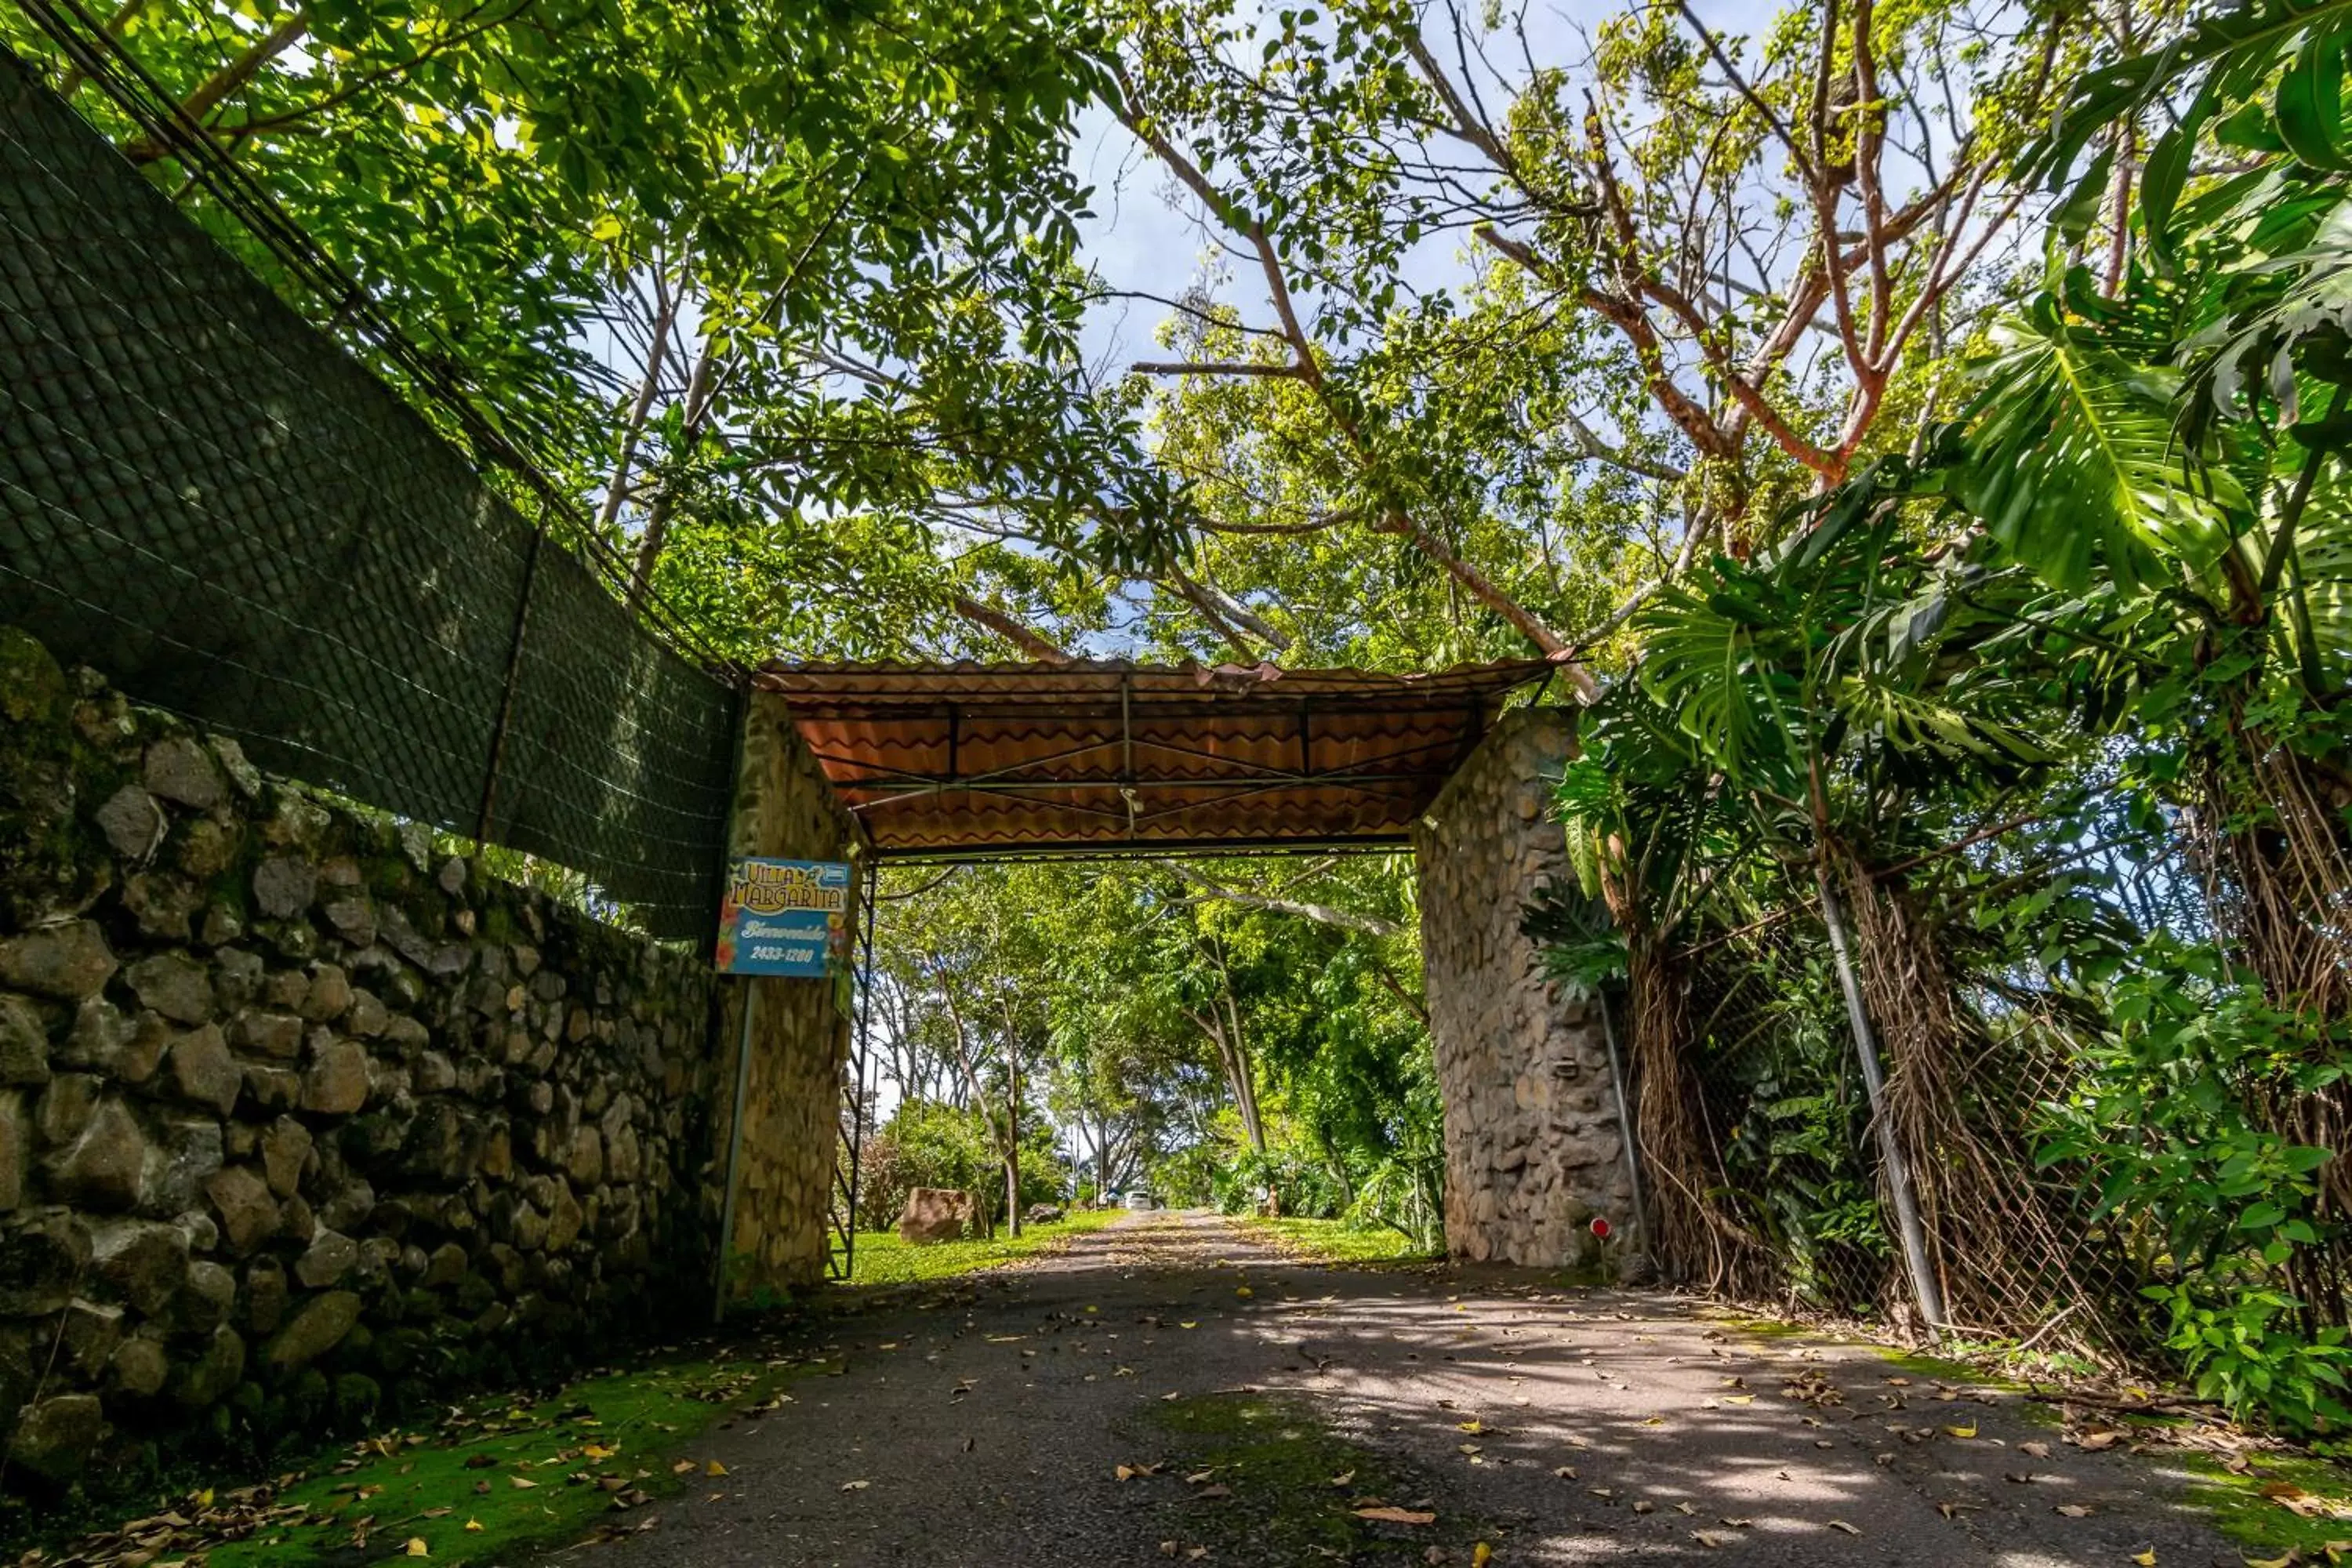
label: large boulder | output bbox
[897,1187,981,1245]
[5,1393,104,1483]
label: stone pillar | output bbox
[713,692,862,1301]
[1414,707,1636,1274]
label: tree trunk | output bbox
[1006,1040,1022,1236]
[598,267,680,533]
[627,332,720,611]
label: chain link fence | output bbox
[0,47,739,940]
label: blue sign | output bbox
[715,858,852,977]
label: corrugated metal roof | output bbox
[754,658,1560,857]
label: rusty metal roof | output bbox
[754,659,1559,858]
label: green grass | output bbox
[2176,1448,2352,1557]
[1236,1217,1438,1266]
[1142,1393,1490,1562]
[833,1207,1128,1287]
[57,1347,837,1568]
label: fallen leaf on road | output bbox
[1828,1520,1860,1535]
[1185,1470,1217,1485]
[1693,1531,1730,1548]
[2020,1442,2050,1459]
[841,1480,870,1492]
[706,1460,728,1477]
[1330,1472,1356,1487]
[2077,1431,2121,1451]
[1722,1395,1754,1406]
[1473,1544,1492,1566]
[1236,1287,1253,1299]
[1457,1421,1483,1434]
[2054,1505,2092,1518]
[1944,1424,1977,1439]
[1356,1507,1436,1526]
[507,1476,537,1490]
[1552,1467,1577,1480]
[671,1461,696,1475]
[2132,1551,2156,1566]
[1632,1500,1655,1514]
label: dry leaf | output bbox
[1632,1500,1655,1515]
[1944,1425,1977,1439]
[1330,1471,1356,1487]
[1356,1507,1437,1526]
[1693,1531,1730,1548]
[2055,1505,2092,1519]
[706,1461,728,1478]
[2020,1442,2051,1460]
[2132,1552,2156,1566]
[1722,1395,1755,1406]
[1552,1466,1577,1480]
[464,1519,483,1532]
[1186,1471,1217,1485]
[507,1475,537,1490]
[671,1461,696,1476]
[840,1480,870,1492]
[1472,1544,1493,1566]
[405,1539,430,1558]
[1828,1520,1860,1535]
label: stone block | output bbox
[0,994,49,1087]
[0,922,116,1001]
[167,1024,240,1115]
[261,1116,312,1198]
[264,1290,359,1368]
[126,952,213,1025]
[301,1038,369,1115]
[143,735,224,810]
[251,856,317,920]
[94,785,166,860]
[49,1099,148,1210]
[89,1218,190,1316]
[205,1164,278,1254]
[5,1393,104,1483]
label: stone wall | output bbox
[1414,707,1639,1273]
[0,627,733,1491]
[713,692,862,1304]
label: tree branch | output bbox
[1155,859,1405,938]
[951,593,1075,663]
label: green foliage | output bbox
[860,1099,1064,1230]
[838,1210,1126,1288]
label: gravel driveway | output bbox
[528,1210,2238,1566]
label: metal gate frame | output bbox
[827,858,880,1279]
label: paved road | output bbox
[538,1211,2238,1566]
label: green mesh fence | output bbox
[0,50,739,941]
